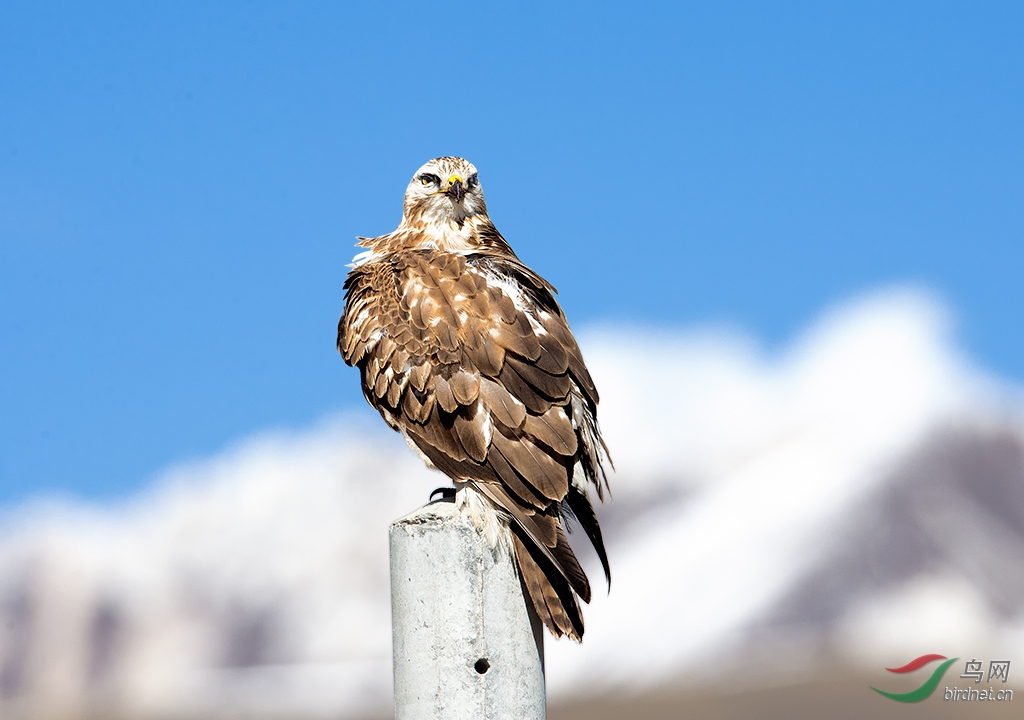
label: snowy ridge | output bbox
[0,287,1022,718]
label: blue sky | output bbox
[1,2,1021,504]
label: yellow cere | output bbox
[447,174,463,186]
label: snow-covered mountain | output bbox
[1,287,1021,719]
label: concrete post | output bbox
[390,500,546,720]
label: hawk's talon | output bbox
[429,487,456,504]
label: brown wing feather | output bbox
[522,406,577,456]
[486,444,549,510]
[452,407,488,462]
[504,354,571,400]
[433,375,458,413]
[490,427,569,502]
[534,330,570,374]
[478,378,527,428]
[449,370,481,405]
[498,361,553,415]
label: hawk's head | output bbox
[402,157,487,228]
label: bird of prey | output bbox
[337,157,610,641]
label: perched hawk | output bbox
[337,157,611,641]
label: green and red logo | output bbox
[871,654,958,703]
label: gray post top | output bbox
[393,499,461,528]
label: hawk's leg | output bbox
[429,487,456,504]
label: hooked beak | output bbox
[445,174,467,202]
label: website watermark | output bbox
[944,658,1013,702]
[943,686,1013,701]
[871,654,1013,703]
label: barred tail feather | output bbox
[512,533,584,642]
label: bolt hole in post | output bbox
[474,658,490,674]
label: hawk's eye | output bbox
[418,173,439,186]
[467,173,479,188]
